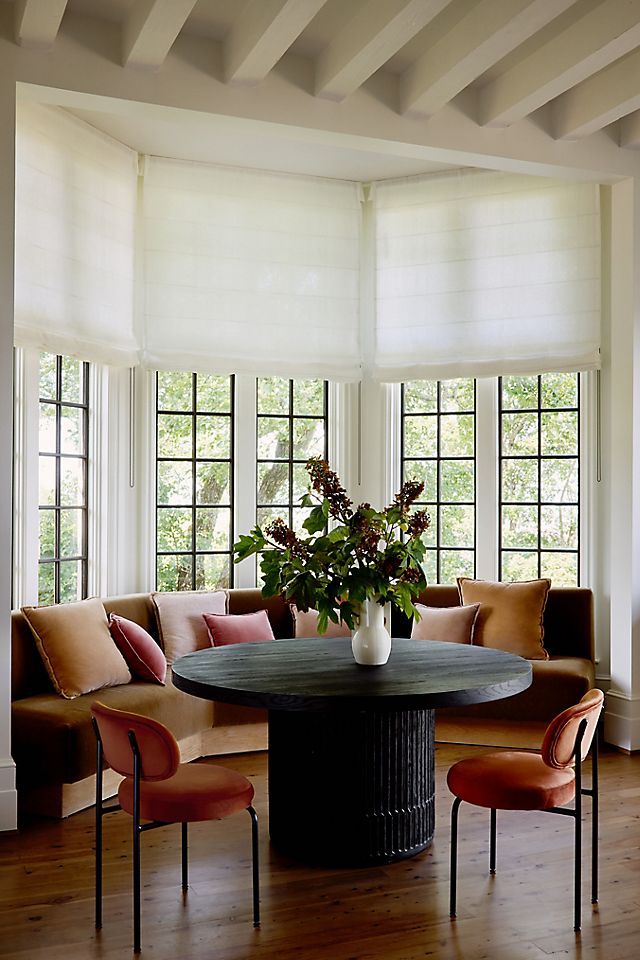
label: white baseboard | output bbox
[0,757,17,831]
[604,691,640,751]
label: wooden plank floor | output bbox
[1,742,639,960]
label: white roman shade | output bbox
[374,170,601,381]
[14,102,139,366]
[142,157,361,380]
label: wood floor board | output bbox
[0,743,639,959]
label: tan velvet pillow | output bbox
[457,577,551,660]
[152,590,227,664]
[411,602,480,644]
[291,605,351,638]
[21,598,132,699]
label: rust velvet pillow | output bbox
[456,577,551,660]
[109,614,167,684]
[291,605,351,638]
[203,609,275,646]
[151,590,227,664]
[21,597,132,699]
[411,602,480,644]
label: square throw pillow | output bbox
[203,609,275,646]
[109,613,167,684]
[151,590,227,664]
[457,577,551,660]
[411,602,480,644]
[291,605,351,638]
[21,597,132,699]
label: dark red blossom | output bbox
[265,517,309,559]
[306,457,352,521]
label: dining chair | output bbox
[447,688,603,932]
[91,701,260,953]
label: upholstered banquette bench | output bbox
[11,585,595,818]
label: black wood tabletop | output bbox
[171,637,532,713]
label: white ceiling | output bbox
[9,0,640,174]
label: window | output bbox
[256,378,328,533]
[499,373,580,585]
[155,372,234,591]
[401,380,476,584]
[38,353,89,604]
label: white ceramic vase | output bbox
[351,597,392,666]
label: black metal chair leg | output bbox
[489,809,497,875]
[450,797,462,919]
[93,721,103,930]
[591,726,599,904]
[248,806,260,927]
[181,823,188,891]
[130,734,142,954]
[574,728,584,933]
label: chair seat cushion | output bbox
[119,762,254,823]
[447,752,576,810]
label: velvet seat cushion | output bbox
[447,752,576,811]
[118,763,254,823]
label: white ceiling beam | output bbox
[552,48,640,139]
[224,0,329,85]
[400,0,577,117]
[122,0,198,70]
[14,0,69,49]
[315,0,451,102]
[619,110,640,149]
[479,0,640,127]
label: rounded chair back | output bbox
[91,701,181,781]
[541,688,604,770]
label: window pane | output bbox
[440,461,474,503]
[157,414,192,457]
[541,505,578,549]
[404,460,437,502]
[39,456,56,506]
[39,511,55,559]
[403,416,437,458]
[541,459,578,503]
[258,463,290,505]
[541,411,578,456]
[60,405,85,455]
[257,506,287,529]
[403,381,437,414]
[60,459,85,507]
[501,376,538,410]
[196,462,231,506]
[440,415,473,457]
[60,508,83,557]
[422,550,437,584]
[38,562,55,606]
[293,380,324,416]
[195,554,230,590]
[502,551,539,581]
[541,552,578,586]
[60,357,83,404]
[39,353,57,401]
[257,377,289,414]
[541,372,578,409]
[292,507,313,535]
[158,371,192,411]
[502,505,538,548]
[293,418,325,460]
[501,412,538,455]
[197,374,231,413]
[157,508,192,552]
[195,508,231,551]
[39,403,56,454]
[196,415,231,459]
[257,417,289,459]
[440,505,474,548]
[292,463,311,502]
[158,461,192,505]
[501,459,538,502]
[157,554,193,591]
[440,550,474,583]
[440,380,474,412]
[58,560,83,603]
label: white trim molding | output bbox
[0,757,17,832]
[604,691,640,752]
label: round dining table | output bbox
[172,637,532,867]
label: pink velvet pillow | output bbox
[108,614,167,684]
[203,609,275,646]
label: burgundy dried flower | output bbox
[394,480,425,511]
[407,510,430,539]
[265,517,309,559]
[306,457,353,521]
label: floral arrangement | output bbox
[233,457,430,633]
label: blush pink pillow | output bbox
[108,614,167,684]
[203,609,275,646]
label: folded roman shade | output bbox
[142,157,361,380]
[14,102,139,366]
[374,170,601,381]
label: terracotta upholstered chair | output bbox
[447,689,603,932]
[91,701,260,954]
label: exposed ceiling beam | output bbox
[14,0,68,49]
[552,48,640,139]
[479,0,640,127]
[315,0,451,102]
[619,110,640,149]
[224,0,328,85]
[122,0,198,70]
[399,0,577,117]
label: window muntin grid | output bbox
[38,353,89,605]
[256,378,328,533]
[499,373,580,585]
[401,380,476,585]
[156,372,234,591]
